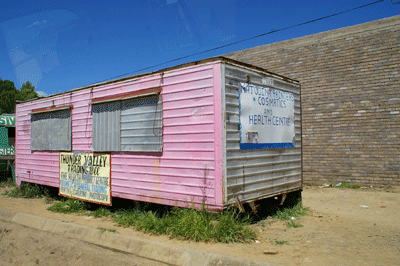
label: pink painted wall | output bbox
[16,60,224,209]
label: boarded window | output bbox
[31,109,72,151]
[92,95,162,152]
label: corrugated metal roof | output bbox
[17,57,299,104]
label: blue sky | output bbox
[1,0,399,96]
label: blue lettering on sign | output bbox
[91,184,107,194]
[60,180,73,188]
[239,82,295,150]
[77,182,91,192]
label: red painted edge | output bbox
[31,104,73,114]
[92,87,162,104]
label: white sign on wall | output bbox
[59,152,111,205]
[239,83,295,150]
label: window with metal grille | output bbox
[31,109,72,151]
[92,94,162,152]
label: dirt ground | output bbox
[0,220,168,266]
[0,185,399,266]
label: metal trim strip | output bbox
[91,87,162,104]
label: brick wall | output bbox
[226,15,400,186]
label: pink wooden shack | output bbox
[15,57,302,210]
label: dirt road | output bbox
[0,220,168,266]
[0,185,399,266]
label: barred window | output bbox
[31,109,71,151]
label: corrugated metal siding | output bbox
[121,95,162,152]
[92,101,121,152]
[222,63,302,205]
[15,61,221,208]
[109,63,219,208]
[16,58,300,210]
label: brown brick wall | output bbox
[226,15,400,186]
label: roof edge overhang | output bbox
[18,56,299,104]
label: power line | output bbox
[101,0,385,82]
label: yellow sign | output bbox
[59,152,111,205]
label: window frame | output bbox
[30,104,73,151]
[91,88,163,153]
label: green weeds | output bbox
[111,207,256,243]
[335,181,361,189]
[3,181,298,244]
[45,199,256,243]
[286,220,303,228]
[257,202,309,229]
[274,240,289,245]
[89,207,111,218]
[0,178,15,188]
[47,198,89,214]
[10,184,309,243]
[272,203,310,221]
[3,182,49,199]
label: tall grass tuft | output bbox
[4,182,48,198]
[47,198,89,214]
[89,207,111,218]
[112,206,256,243]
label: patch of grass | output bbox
[272,203,310,221]
[47,198,89,214]
[286,220,303,228]
[89,207,111,218]
[44,195,55,204]
[45,193,257,243]
[213,210,256,243]
[274,240,289,245]
[0,178,15,188]
[335,181,361,189]
[112,207,256,243]
[3,182,48,198]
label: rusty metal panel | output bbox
[222,63,302,205]
[120,95,162,152]
[30,109,71,151]
[92,101,121,151]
